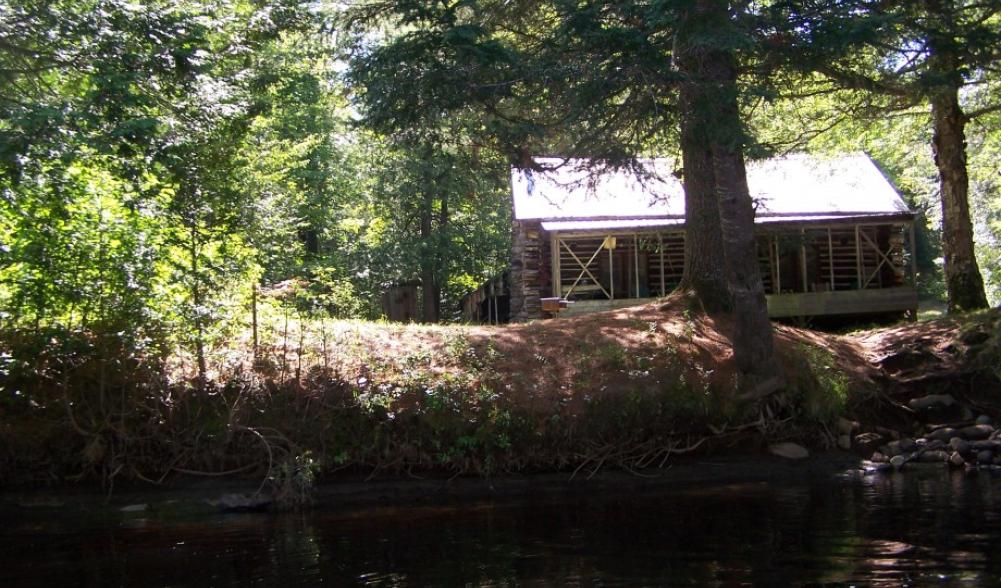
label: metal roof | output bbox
[540,218,685,232]
[512,153,912,222]
[539,213,911,233]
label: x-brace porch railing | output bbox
[857,227,904,289]
[560,239,612,299]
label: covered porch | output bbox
[546,217,919,319]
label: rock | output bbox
[120,503,148,513]
[917,438,945,451]
[910,395,965,422]
[949,437,971,454]
[977,450,994,464]
[871,452,888,463]
[853,432,884,454]
[960,329,990,346]
[928,427,958,443]
[885,438,918,456]
[959,424,994,440]
[211,493,272,513]
[918,450,949,463]
[909,394,956,412]
[837,418,858,435]
[890,455,907,468]
[838,435,852,450]
[770,442,809,460]
[977,415,993,426]
[881,442,900,457]
[971,440,1001,451]
[950,452,967,467]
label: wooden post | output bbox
[609,238,614,300]
[634,233,640,297]
[767,235,774,294]
[551,234,561,297]
[800,228,808,293]
[855,225,863,290]
[827,228,834,290]
[658,233,665,296]
[774,237,781,293]
[909,221,917,286]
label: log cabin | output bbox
[466,153,919,323]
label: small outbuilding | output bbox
[501,153,918,322]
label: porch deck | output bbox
[556,286,918,319]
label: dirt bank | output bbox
[1,295,998,501]
[839,308,1001,469]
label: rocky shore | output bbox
[847,393,1001,473]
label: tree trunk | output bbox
[712,142,783,395]
[675,25,731,313]
[189,223,207,390]
[682,0,784,396]
[251,283,259,361]
[435,187,449,320]
[419,191,440,323]
[926,0,989,312]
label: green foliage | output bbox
[269,450,317,510]
[1,0,318,344]
[792,344,852,424]
[352,140,511,320]
[0,0,515,394]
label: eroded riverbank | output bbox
[3,303,999,510]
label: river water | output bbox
[4,466,1001,586]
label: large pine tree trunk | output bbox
[675,30,731,313]
[930,92,987,312]
[682,0,784,396]
[712,142,783,395]
[926,1,989,312]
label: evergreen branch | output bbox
[965,102,1001,120]
[814,64,914,98]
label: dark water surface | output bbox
[5,467,1001,586]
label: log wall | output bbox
[509,220,544,321]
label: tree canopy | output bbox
[1,0,1000,379]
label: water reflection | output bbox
[4,468,1001,586]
